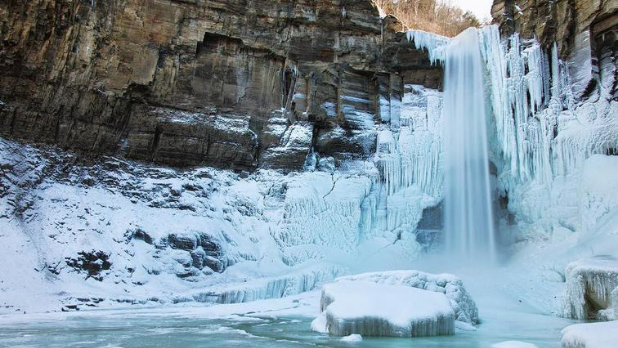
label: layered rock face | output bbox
[0,0,441,171]
[491,0,617,100]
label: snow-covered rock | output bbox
[340,334,363,342]
[335,270,479,324]
[564,258,618,320]
[312,280,455,337]
[561,321,618,348]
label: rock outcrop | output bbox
[0,0,441,171]
[563,258,618,321]
[491,0,617,100]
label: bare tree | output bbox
[375,0,481,37]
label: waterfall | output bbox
[442,28,497,261]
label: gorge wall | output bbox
[1,0,617,315]
[0,0,441,171]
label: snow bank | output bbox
[564,258,618,320]
[561,321,618,348]
[341,334,363,342]
[313,280,455,337]
[336,270,479,324]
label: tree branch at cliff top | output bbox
[375,0,481,37]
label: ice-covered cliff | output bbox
[0,81,445,313]
[0,0,617,318]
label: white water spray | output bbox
[442,28,497,261]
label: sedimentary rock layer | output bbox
[0,0,442,171]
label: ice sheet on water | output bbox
[492,342,538,348]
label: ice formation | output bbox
[561,321,618,348]
[312,280,455,337]
[442,28,497,261]
[479,25,618,239]
[613,287,618,319]
[406,30,449,65]
[563,258,618,320]
[376,85,444,199]
[580,155,618,234]
[409,24,618,245]
[335,270,479,324]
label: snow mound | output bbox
[336,270,479,324]
[312,280,455,337]
[561,321,618,348]
[492,341,538,348]
[564,257,618,320]
[341,334,363,342]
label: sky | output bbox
[450,0,493,21]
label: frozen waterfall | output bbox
[442,29,497,261]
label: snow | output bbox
[340,334,363,342]
[313,280,455,337]
[564,257,618,320]
[581,155,618,235]
[561,321,618,348]
[335,270,479,324]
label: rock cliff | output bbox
[0,0,441,171]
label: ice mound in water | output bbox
[561,321,618,348]
[563,257,618,320]
[312,280,455,337]
[340,334,363,342]
[336,270,479,324]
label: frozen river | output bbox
[0,291,574,348]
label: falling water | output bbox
[443,28,497,261]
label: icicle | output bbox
[478,24,618,226]
[406,30,449,65]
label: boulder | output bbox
[312,280,455,337]
[336,270,479,324]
